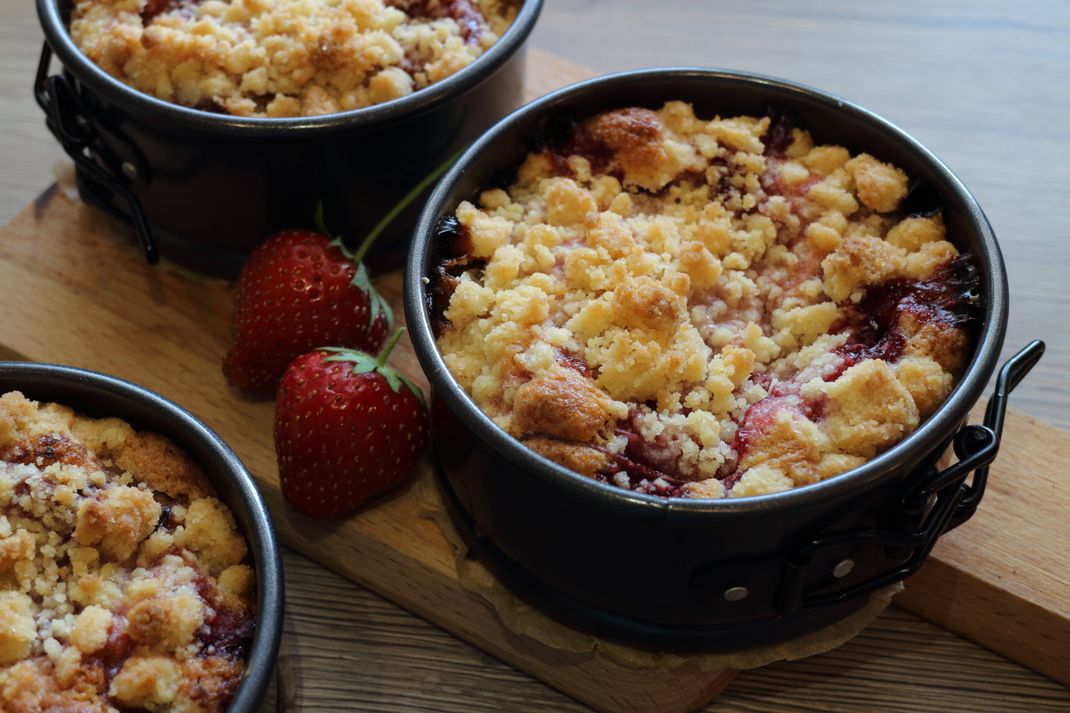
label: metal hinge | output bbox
[34,42,158,264]
[776,339,1045,614]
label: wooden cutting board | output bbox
[1,50,1067,711]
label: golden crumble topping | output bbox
[433,102,976,499]
[0,391,255,712]
[70,0,517,117]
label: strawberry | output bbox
[274,329,428,517]
[223,224,392,395]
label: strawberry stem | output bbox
[350,149,464,264]
[313,200,329,236]
[377,327,406,367]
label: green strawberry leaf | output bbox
[396,372,427,409]
[352,262,396,333]
[320,213,394,334]
[313,203,357,261]
[321,347,378,374]
[370,365,425,408]
[378,367,403,394]
[319,336,425,408]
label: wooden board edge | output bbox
[897,560,1070,687]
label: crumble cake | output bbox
[433,102,976,499]
[0,391,255,712]
[70,0,517,117]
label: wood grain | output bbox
[2,1,1070,710]
[896,413,1070,684]
[276,550,1070,712]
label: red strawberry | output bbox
[223,228,392,395]
[274,330,428,517]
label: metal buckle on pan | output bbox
[775,340,1046,615]
[34,43,158,264]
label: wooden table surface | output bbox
[2,1,1069,711]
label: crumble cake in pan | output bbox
[0,391,255,712]
[405,68,1033,651]
[38,0,542,271]
[70,0,518,117]
[433,102,976,499]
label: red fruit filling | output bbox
[398,0,488,43]
[834,255,977,369]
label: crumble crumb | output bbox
[0,391,256,712]
[70,0,517,117]
[435,102,974,498]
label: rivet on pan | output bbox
[833,559,855,578]
[121,162,139,181]
[723,586,749,602]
